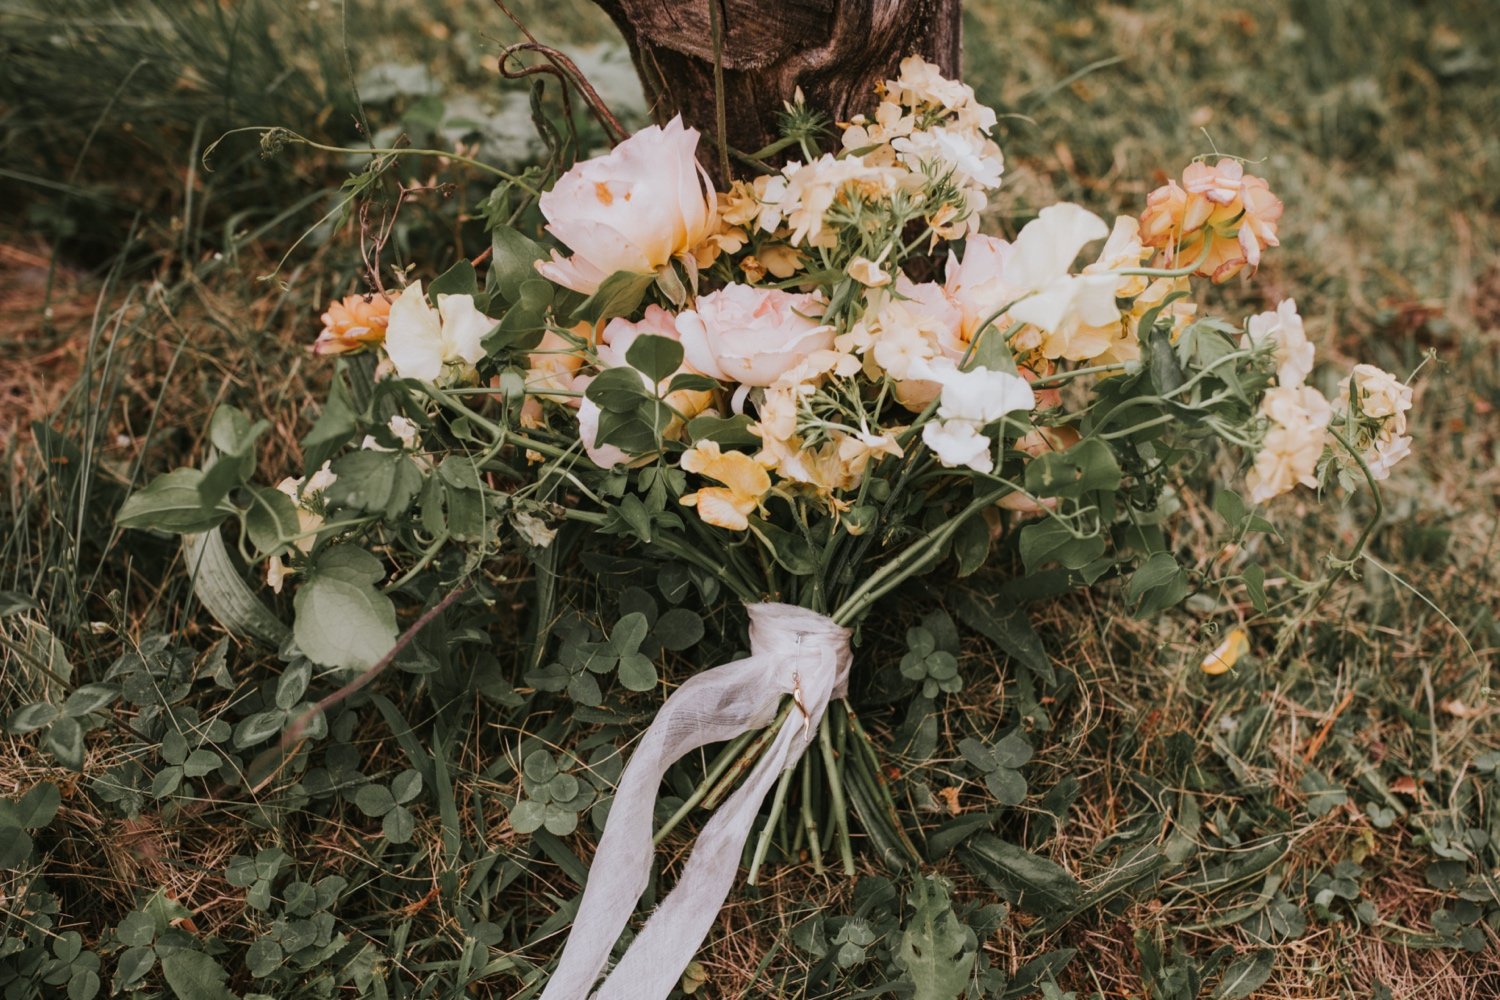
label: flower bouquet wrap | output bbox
[117,54,1418,1000]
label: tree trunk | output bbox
[593,0,962,183]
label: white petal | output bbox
[1006,203,1110,291]
[384,283,444,382]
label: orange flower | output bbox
[679,442,772,531]
[1139,160,1283,283]
[313,293,392,355]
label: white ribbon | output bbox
[540,603,852,1000]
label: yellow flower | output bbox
[1201,627,1249,675]
[679,442,772,531]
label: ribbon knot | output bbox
[539,603,852,1000]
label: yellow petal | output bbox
[1201,626,1249,675]
[681,488,753,531]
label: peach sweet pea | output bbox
[314,293,392,355]
[1140,159,1283,283]
[679,441,772,531]
[678,284,835,387]
[535,116,717,295]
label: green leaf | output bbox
[198,405,267,506]
[1213,950,1274,999]
[62,680,117,719]
[509,799,545,835]
[15,781,61,829]
[392,769,423,804]
[750,519,818,576]
[1018,518,1105,573]
[117,469,231,534]
[625,334,684,383]
[523,749,558,783]
[990,731,1034,768]
[1242,563,1268,614]
[962,834,1081,914]
[489,227,549,303]
[246,938,283,978]
[159,949,234,1000]
[654,608,704,651]
[428,259,478,301]
[666,372,721,394]
[301,373,358,470]
[354,784,396,817]
[233,710,286,749]
[570,269,656,324]
[1149,323,1186,395]
[686,413,761,446]
[275,662,311,711]
[617,652,658,692]
[293,560,398,672]
[610,612,650,656]
[586,366,654,412]
[326,450,423,520]
[383,804,416,843]
[0,827,32,869]
[1213,489,1247,530]
[985,768,1027,806]
[182,529,291,646]
[952,511,990,578]
[67,968,100,1000]
[951,591,1055,685]
[1126,552,1181,603]
[116,946,156,987]
[7,701,60,734]
[45,716,84,770]
[895,875,976,1000]
[244,486,302,556]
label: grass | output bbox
[2,0,1497,997]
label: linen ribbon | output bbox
[540,602,852,1000]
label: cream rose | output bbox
[535,116,717,295]
[678,285,835,387]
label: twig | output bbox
[280,581,472,752]
[1301,688,1356,764]
[496,38,628,146]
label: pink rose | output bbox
[678,285,835,387]
[535,117,717,295]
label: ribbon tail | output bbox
[594,711,804,999]
[539,651,785,1000]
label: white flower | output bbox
[935,366,1036,424]
[922,420,995,473]
[891,126,1004,191]
[387,415,420,450]
[941,204,1115,358]
[1246,299,1315,388]
[384,283,495,383]
[1245,385,1332,503]
[1340,364,1413,428]
[678,285,835,387]
[848,256,892,287]
[1004,206,1118,349]
[266,461,337,593]
[756,154,901,247]
[535,116,717,294]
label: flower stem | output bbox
[818,715,857,876]
[748,765,796,886]
[652,726,761,846]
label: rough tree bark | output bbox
[592,0,962,182]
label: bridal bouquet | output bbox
[117,56,1415,1000]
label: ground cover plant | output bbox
[2,1,1497,998]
